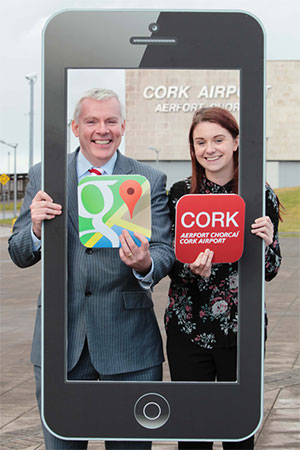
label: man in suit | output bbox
[8,88,174,449]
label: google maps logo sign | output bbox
[78,175,151,248]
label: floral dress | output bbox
[165,175,282,350]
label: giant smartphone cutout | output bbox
[43,10,265,441]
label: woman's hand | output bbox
[251,216,274,246]
[189,249,214,278]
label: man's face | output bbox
[72,97,125,167]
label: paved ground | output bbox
[0,227,299,449]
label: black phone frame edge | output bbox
[41,9,266,441]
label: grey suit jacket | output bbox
[8,150,175,375]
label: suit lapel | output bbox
[113,151,134,175]
[67,149,79,231]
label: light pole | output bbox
[0,140,18,217]
[148,146,161,165]
[25,73,37,169]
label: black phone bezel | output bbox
[42,9,265,441]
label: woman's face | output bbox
[193,121,239,184]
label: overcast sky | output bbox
[1,0,299,173]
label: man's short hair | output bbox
[73,88,125,122]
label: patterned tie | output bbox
[88,168,102,175]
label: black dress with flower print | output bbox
[165,175,282,349]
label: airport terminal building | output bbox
[1,60,299,202]
[124,60,299,189]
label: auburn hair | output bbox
[189,107,239,194]
[188,106,283,221]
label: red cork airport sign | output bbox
[175,194,246,264]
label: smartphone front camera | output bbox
[149,23,159,33]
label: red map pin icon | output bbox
[119,179,142,218]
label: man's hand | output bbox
[251,216,274,246]
[119,230,152,275]
[30,190,62,239]
[189,249,214,278]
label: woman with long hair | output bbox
[165,107,282,449]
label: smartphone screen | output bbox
[43,10,264,442]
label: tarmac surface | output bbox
[0,225,299,449]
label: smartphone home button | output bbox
[134,393,170,429]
